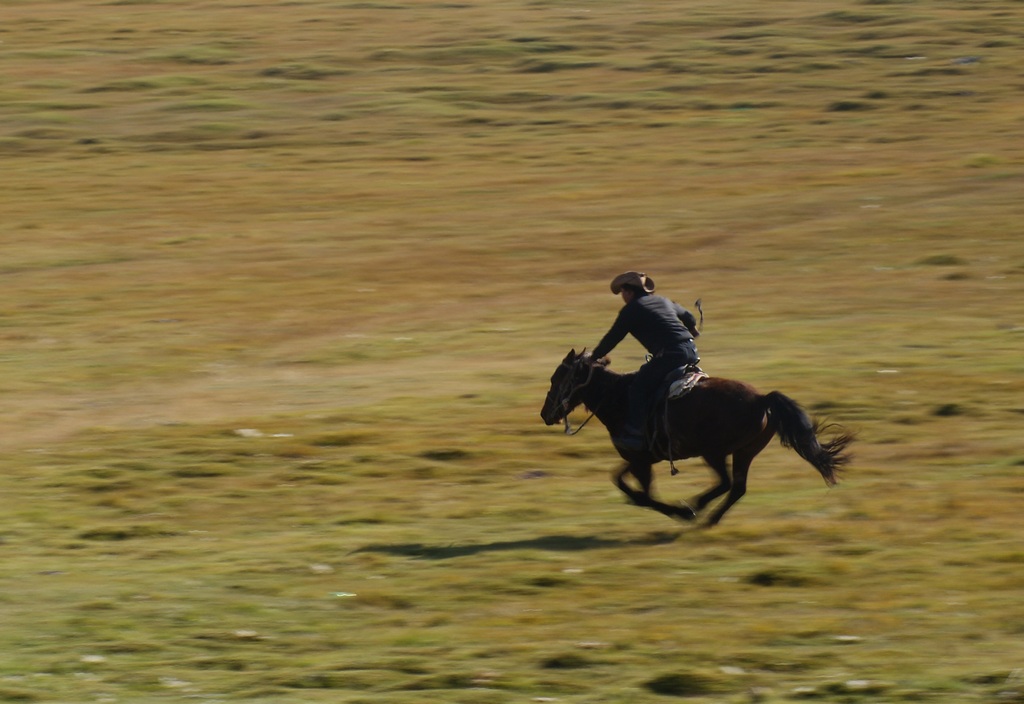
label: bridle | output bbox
[547,356,599,435]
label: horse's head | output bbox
[540,349,604,426]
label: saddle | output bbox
[655,364,708,407]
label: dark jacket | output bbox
[592,294,698,361]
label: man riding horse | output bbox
[591,271,701,451]
[542,275,852,525]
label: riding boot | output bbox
[614,423,645,451]
[614,385,649,451]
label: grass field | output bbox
[1,1,1023,702]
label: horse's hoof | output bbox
[701,515,722,529]
[673,502,697,522]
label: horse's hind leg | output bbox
[705,428,772,526]
[691,454,731,513]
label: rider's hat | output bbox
[610,271,656,295]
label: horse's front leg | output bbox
[613,463,650,506]
[614,462,695,521]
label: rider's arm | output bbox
[673,302,700,337]
[592,307,631,360]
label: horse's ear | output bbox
[565,348,577,362]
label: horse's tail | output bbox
[765,391,854,487]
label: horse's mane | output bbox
[582,353,635,387]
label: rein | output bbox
[556,359,600,436]
[563,408,597,436]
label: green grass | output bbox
[1,0,1023,702]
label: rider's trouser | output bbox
[624,344,699,438]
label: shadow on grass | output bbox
[352,530,685,560]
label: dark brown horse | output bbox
[540,349,853,526]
